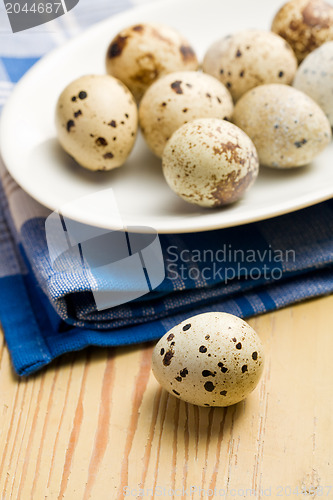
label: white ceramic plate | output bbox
[1,0,333,233]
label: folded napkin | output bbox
[1,0,333,376]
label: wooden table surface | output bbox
[0,295,333,499]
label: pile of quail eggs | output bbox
[56,0,333,210]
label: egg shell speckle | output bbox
[293,41,333,126]
[232,83,332,168]
[271,0,333,63]
[162,118,259,207]
[55,75,138,171]
[105,23,198,101]
[152,312,265,407]
[139,71,234,158]
[203,29,297,101]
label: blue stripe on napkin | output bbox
[1,57,40,83]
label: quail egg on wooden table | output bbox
[162,118,259,207]
[293,41,333,126]
[139,71,234,158]
[203,29,297,101]
[271,0,333,63]
[105,23,199,101]
[152,312,265,407]
[55,75,138,171]
[233,84,332,168]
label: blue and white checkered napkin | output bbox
[1,0,333,376]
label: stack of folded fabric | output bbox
[0,0,332,376]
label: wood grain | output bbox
[1,296,333,499]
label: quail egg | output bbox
[203,29,297,101]
[152,312,265,407]
[293,41,333,126]
[139,71,233,158]
[233,84,332,168]
[55,74,138,171]
[271,0,333,63]
[105,23,199,101]
[162,118,259,207]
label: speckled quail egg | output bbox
[152,312,265,407]
[271,0,333,63]
[293,41,333,126]
[139,71,234,158]
[203,30,297,102]
[55,75,138,171]
[105,23,199,101]
[162,118,259,207]
[233,84,332,168]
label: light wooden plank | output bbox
[0,295,332,499]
